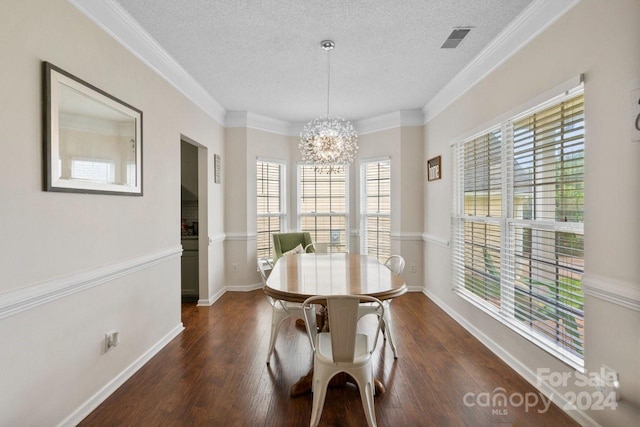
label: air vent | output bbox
[441,28,471,49]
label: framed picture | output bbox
[43,62,143,195]
[214,154,221,184]
[427,156,441,181]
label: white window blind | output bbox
[257,160,285,259]
[361,159,391,262]
[298,164,348,252]
[452,91,585,369]
[71,158,116,183]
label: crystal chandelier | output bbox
[300,40,358,173]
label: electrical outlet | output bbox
[409,264,416,273]
[232,263,239,272]
[105,331,120,353]
[596,365,621,401]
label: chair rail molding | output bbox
[390,232,424,241]
[582,274,640,312]
[208,233,226,244]
[0,246,183,320]
[225,232,258,241]
[422,233,450,248]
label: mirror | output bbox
[43,62,143,195]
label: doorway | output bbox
[180,136,208,303]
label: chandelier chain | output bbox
[326,48,331,117]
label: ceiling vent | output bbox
[441,28,471,49]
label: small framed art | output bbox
[214,154,221,184]
[427,156,441,181]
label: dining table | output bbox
[264,252,407,396]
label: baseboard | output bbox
[421,288,599,427]
[196,283,263,306]
[226,283,263,292]
[197,287,226,306]
[59,323,184,427]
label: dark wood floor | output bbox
[80,290,578,426]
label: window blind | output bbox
[257,160,284,259]
[298,164,348,252]
[452,92,585,369]
[361,159,391,262]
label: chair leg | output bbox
[350,366,377,427]
[266,310,286,364]
[383,310,398,359]
[309,376,328,427]
[359,380,377,427]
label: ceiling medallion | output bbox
[300,40,358,174]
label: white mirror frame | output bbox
[43,62,143,196]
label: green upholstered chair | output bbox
[272,232,315,263]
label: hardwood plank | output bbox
[79,291,578,426]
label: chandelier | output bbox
[300,40,358,173]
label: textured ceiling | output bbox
[114,0,533,123]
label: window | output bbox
[298,164,348,252]
[452,90,585,369]
[70,158,116,183]
[361,159,391,262]
[257,160,285,260]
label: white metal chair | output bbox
[357,255,405,359]
[384,255,405,276]
[302,295,384,427]
[259,258,305,365]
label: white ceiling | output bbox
[110,0,534,124]
[69,1,578,131]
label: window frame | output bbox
[256,158,286,260]
[297,163,350,253]
[451,85,585,370]
[360,157,391,262]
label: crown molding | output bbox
[289,110,425,137]
[67,0,226,124]
[422,0,581,123]
[225,111,292,136]
[69,0,578,135]
[356,110,425,135]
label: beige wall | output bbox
[224,127,291,287]
[357,126,425,288]
[223,125,424,289]
[424,0,640,425]
[0,0,224,424]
